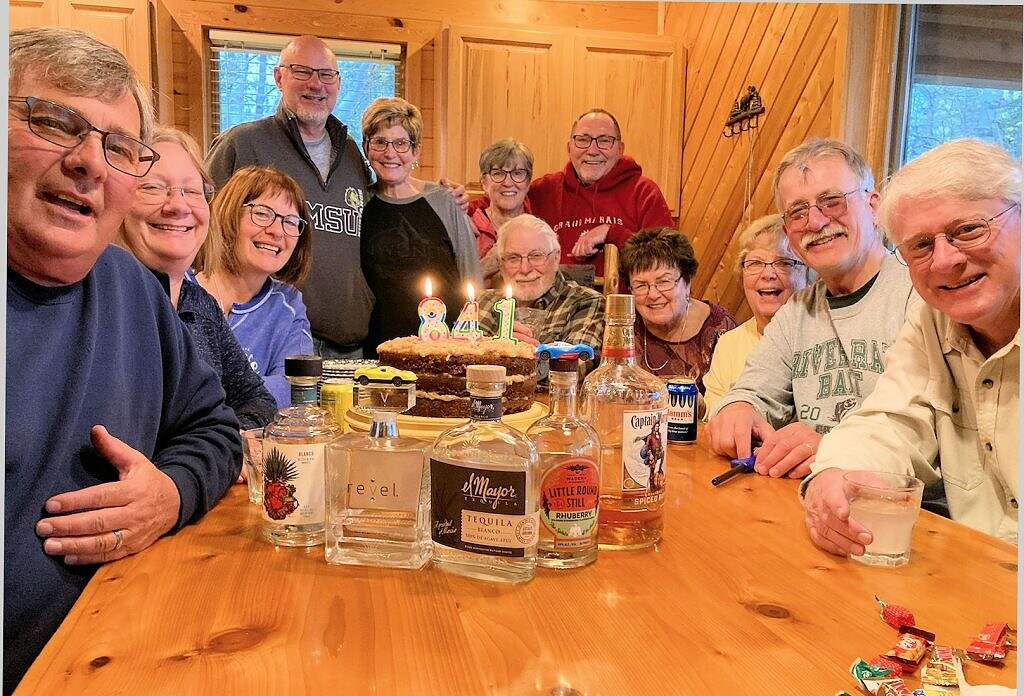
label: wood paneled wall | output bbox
[159,0,893,321]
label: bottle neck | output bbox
[468,382,504,421]
[548,372,578,418]
[289,381,319,405]
[369,412,399,438]
[601,320,637,364]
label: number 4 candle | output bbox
[452,283,483,341]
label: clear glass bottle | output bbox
[325,381,430,568]
[261,355,340,547]
[526,354,601,569]
[430,364,540,583]
[580,295,668,550]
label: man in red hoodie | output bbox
[528,108,674,278]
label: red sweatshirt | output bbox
[527,156,674,275]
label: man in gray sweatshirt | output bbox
[707,138,918,477]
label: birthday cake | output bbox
[376,336,538,418]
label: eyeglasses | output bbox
[282,64,340,84]
[894,202,1018,266]
[740,258,805,276]
[367,137,415,154]
[500,250,556,268]
[9,96,160,177]
[570,134,619,151]
[485,168,530,184]
[138,182,215,205]
[782,188,867,232]
[630,275,682,297]
[243,203,306,237]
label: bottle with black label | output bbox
[429,364,540,583]
[527,352,601,569]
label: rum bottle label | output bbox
[430,458,538,557]
[620,408,668,505]
[262,442,325,525]
[540,457,599,550]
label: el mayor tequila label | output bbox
[430,458,538,557]
[262,442,325,525]
[540,457,599,549]
[621,409,668,505]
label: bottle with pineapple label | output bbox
[430,365,540,583]
[580,295,668,550]
[261,355,341,547]
[527,352,601,569]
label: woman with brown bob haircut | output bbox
[195,165,316,408]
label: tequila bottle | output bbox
[527,354,601,568]
[580,295,668,550]
[325,380,431,568]
[430,365,540,583]
[261,355,340,547]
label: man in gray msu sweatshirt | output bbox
[707,138,919,477]
[207,35,373,357]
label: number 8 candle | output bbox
[491,284,518,343]
[417,277,450,341]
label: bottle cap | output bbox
[550,357,579,372]
[606,294,635,321]
[284,354,323,378]
[466,364,506,382]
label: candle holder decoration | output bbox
[451,282,483,342]
[417,278,450,341]
[491,285,518,343]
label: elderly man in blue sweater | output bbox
[6,28,242,693]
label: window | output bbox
[892,5,1022,167]
[208,30,402,144]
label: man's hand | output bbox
[511,320,540,346]
[35,425,181,565]
[480,246,501,278]
[571,224,611,258]
[803,468,873,556]
[439,177,470,213]
[752,422,822,478]
[706,402,775,459]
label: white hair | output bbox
[495,214,560,256]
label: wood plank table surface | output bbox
[17,427,1017,695]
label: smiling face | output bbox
[630,264,688,330]
[777,155,882,291]
[568,113,624,185]
[120,140,209,275]
[274,39,339,130]
[234,188,300,279]
[741,238,808,329]
[891,196,1021,352]
[481,156,530,215]
[499,222,559,303]
[8,78,141,285]
[367,124,419,189]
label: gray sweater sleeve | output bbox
[205,131,240,189]
[424,182,483,285]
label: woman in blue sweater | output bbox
[117,127,277,429]
[193,166,315,408]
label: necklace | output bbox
[640,324,671,372]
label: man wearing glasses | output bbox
[206,35,374,358]
[478,215,605,356]
[707,138,919,479]
[528,108,674,280]
[802,138,1020,552]
[7,28,241,692]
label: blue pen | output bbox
[711,453,757,487]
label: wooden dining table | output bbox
[16,427,1017,695]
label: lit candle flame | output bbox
[505,284,512,299]
[466,282,475,302]
[425,277,432,297]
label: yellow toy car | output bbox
[354,365,418,387]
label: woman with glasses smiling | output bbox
[620,227,736,393]
[467,138,535,286]
[703,216,810,414]
[359,97,481,355]
[117,127,277,430]
[194,166,315,409]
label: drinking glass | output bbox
[843,470,924,567]
[241,428,265,505]
[514,306,548,343]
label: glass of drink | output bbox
[241,428,264,505]
[843,470,924,567]
[514,306,547,343]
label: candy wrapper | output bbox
[921,646,959,687]
[876,595,917,630]
[965,622,1016,663]
[850,659,905,695]
[886,625,936,666]
[879,680,914,696]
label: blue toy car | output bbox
[535,342,595,361]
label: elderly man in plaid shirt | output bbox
[479,215,605,358]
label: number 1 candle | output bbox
[418,277,450,341]
[452,282,482,341]
[491,284,518,343]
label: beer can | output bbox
[320,378,354,433]
[666,378,698,445]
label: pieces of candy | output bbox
[870,655,905,677]
[920,645,959,687]
[886,626,936,666]
[875,595,917,630]
[965,622,1016,663]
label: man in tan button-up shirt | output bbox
[802,139,1020,552]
